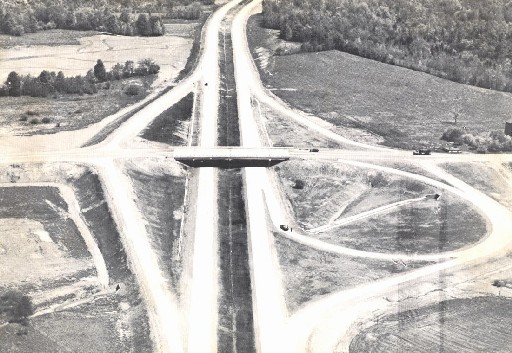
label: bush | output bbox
[19,115,28,121]
[292,179,305,189]
[441,127,465,143]
[368,172,388,188]
[29,118,40,124]
[41,117,51,123]
[0,290,33,324]
[124,84,143,96]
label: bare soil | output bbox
[349,296,512,353]
[247,14,512,150]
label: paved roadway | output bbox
[2,1,512,353]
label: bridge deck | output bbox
[173,147,290,167]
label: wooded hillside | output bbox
[262,0,512,92]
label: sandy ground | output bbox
[0,218,92,286]
[0,34,192,89]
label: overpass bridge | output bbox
[173,147,290,167]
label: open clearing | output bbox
[350,296,512,353]
[247,14,512,149]
[275,235,434,312]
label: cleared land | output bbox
[275,160,487,253]
[126,160,187,293]
[247,15,512,149]
[350,296,512,353]
[0,26,195,135]
[275,235,433,312]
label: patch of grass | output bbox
[0,30,97,48]
[441,162,512,209]
[0,186,89,259]
[275,235,433,312]
[140,92,193,146]
[1,76,155,136]
[350,296,512,353]
[248,14,512,150]
[127,166,187,293]
[217,168,255,353]
[70,171,131,283]
[275,160,436,229]
[321,193,486,254]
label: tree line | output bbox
[0,0,217,37]
[1,58,160,97]
[261,0,512,93]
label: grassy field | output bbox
[275,160,438,229]
[0,25,195,135]
[321,193,486,254]
[0,76,154,136]
[0,170,153,352]
[140,92,194,146]
[441,162,512,209]
[350,296,512,353]
[0,294,152,353]
[248,15,512,150]
[0,30,96,48]
[275,160,487,253]
[275,235,433,312]
[126,161,187,293]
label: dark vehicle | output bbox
[413,149,431,155]
[280,225,290,231]
[309,148,319,152]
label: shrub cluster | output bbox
[1,58,159,98]
[262,0,512,93]
[168,2,203,20]
[441,127,512,152]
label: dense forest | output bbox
[0,0,213,36]
[262,0,512,93]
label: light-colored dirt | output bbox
[0,218,92,286]
[0,34,192,89]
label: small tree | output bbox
[93,59,107,82]
[6,71,21,96]
[292,179,305,189]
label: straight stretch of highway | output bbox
[2,1,512,353]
